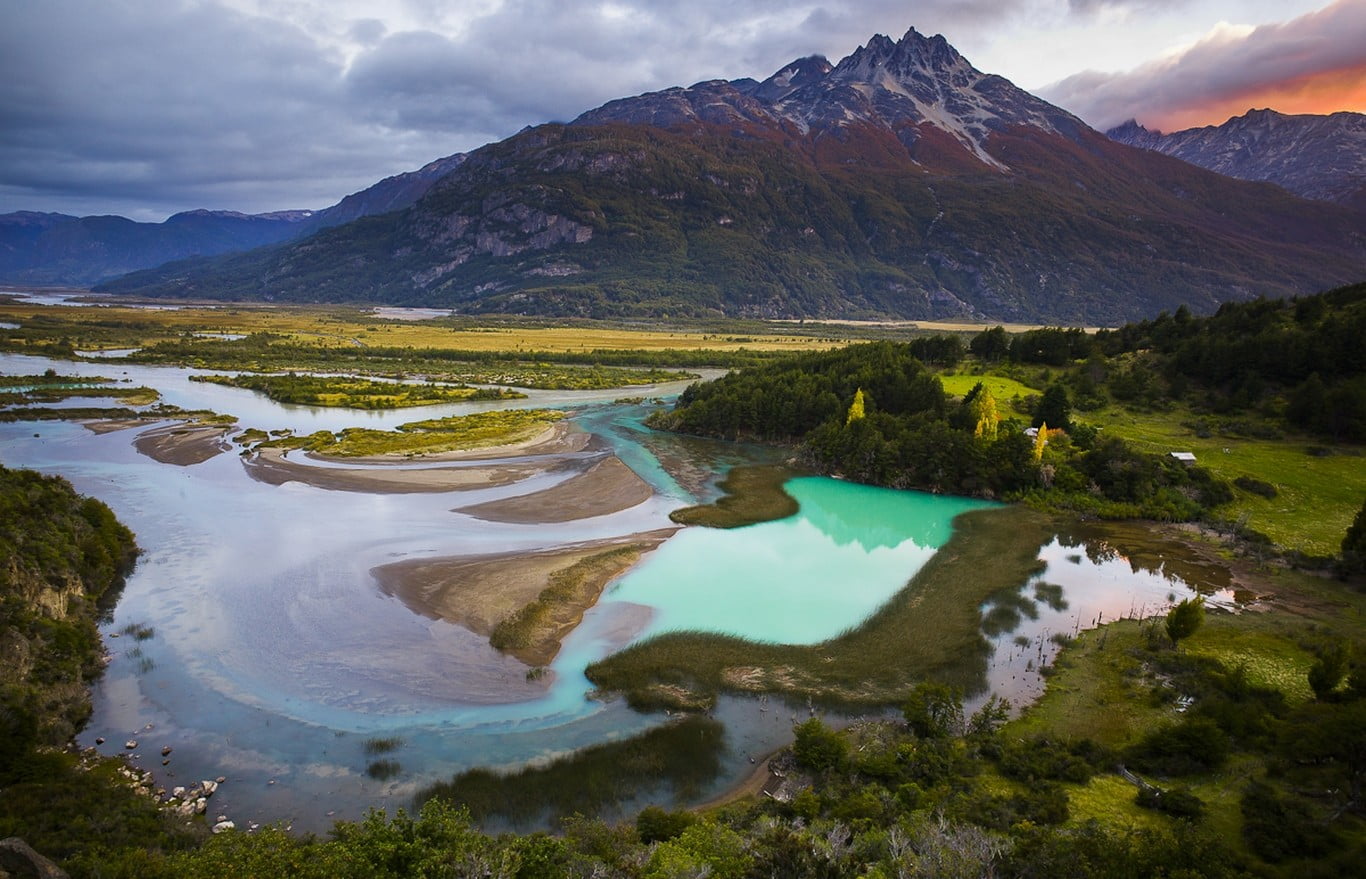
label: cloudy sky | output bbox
[2,0,1361,221]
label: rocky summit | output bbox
[98,28,1366,324]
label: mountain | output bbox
[98,28,1366,323]
[1107,110,1366,211]
[0,153,466,287]
[297,152,468,234]
[0,209,310,286]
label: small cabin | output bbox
[1169,451,1197,465]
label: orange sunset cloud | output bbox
[1040,0,1366,133]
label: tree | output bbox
[1034,382,1072,431]
[970,387,999,439]
[1308,641,1351,700]
[970,326,1010,362]
[846,387,866,425]
[903,683,964,739]
[792,717,847,771]
[1164,597,1204,648]
[1342,496,1366,573]
[1032,422,1048,464]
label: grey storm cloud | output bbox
[1038,0,1366,131]
[0,0,1032,219]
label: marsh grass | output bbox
[586,506,1053,709]
[366,760,402,780]
[490,546,643,665]
[362,736,403,756]
[418,716,725,828]
[668,465,803,528]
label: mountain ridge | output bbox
[95,28,1366,322]
[1107,109,1366,211]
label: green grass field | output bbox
[1087,405,1365,556]
[937,373,1038,416]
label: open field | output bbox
[937,372,1039,416]
[1087,404,1366,556]
[0,301,844,355]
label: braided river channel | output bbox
[0,346,1240,832]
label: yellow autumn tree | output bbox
[1032,421,1048,463]
[846,388,866,425]
[971,387,999,439]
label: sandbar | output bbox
[83,418,152,435]
[458,455,653,523]
[372,530,676,666]
[242,446,557,494]
[133,423,232,466]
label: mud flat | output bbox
[458,456,654,523]
[132,423,232,466]
[241,447,559,493]
[372,530,676,666]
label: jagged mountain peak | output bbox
[750,54,832,102]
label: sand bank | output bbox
[241,446,556,493]
[132,423,232,466]
[83,418,151,435]
[458,455,653,523]
[372,530,676,666]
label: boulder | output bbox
[0,837,69,879]
[211,821,235,834]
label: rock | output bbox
[211,821,235,834]
[215,776,226,784]
[94,737,104,745]
[124,740,136,749]
[172,786,186,798]
[160,746,172,756]
[215,814,227,823]
[0,837,71,878]
[161,759,169,766]
[200,780,217,796]
[194,797,207,815]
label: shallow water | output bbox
[0,349,1248,831]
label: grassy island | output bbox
[256,408,566,458]
[189,373,525,408]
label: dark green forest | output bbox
[652,339,1233,521]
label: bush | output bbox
[792,718,848,772]
[1135,785,1205,820]
[1233,476,1278,499]
[1126,717,1229,777]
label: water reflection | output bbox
[606,479,994,644]
[978,530,1244,710]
